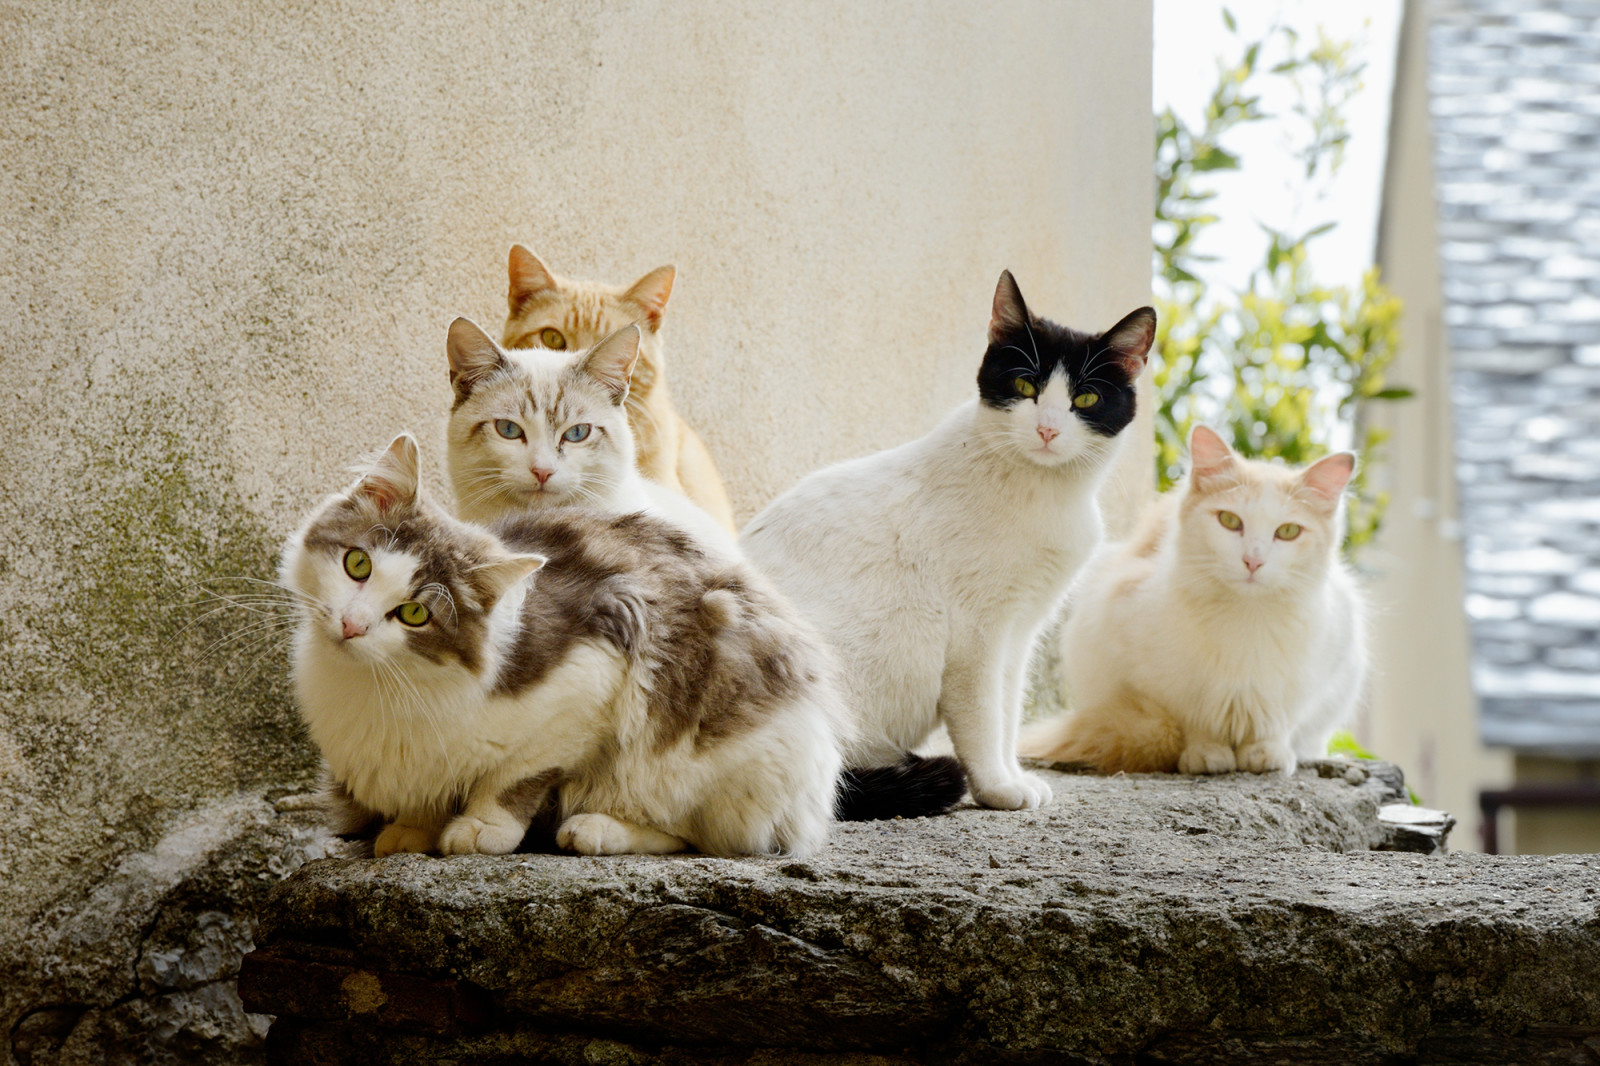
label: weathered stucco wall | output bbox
[0,1,1154,1059]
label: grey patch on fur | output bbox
[486,508,827,750]
[319,769,383,838]
[299,483,833,765]
[497,768,563,823]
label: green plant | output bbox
[1327,729,1422,803]
[1152,15,1410,557]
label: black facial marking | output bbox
[975,298,1152,440]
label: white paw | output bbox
[971,773,1053,811]
[439,814,523,856]
[374,822,435,857]
[1178,742,1237,775]
[1236,741,1295,775]
[555,813,640,855]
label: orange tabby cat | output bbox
[501,246,737,533]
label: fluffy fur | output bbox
[741,271,1155,811]
[503,245,737,533]
[282,434,847,857]
[445,318,737,557]
[1020,425,1369,775]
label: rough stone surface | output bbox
[3,794,333,1066]
[243,763,1600,1064]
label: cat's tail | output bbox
[1019,708,1183,774]
[835,754,967,820]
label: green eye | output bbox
[539,327,567,350]
[494,419,525,440]
[562,423,591,443]
[1217,511,1243,532]
[1276,523,1302,541]
[1015,378,1037,399]
[396,601,430,627]
[343,549,371,581]
[1073,392,1100,409]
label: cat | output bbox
[740,271,1155,811]
[1019,425,1368,776]
[503,245,737,533]
[282,432,850,857]
[445,318,737,558]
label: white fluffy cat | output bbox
[283,434,846,857]
[740,271,1155,811]
[1020,425,1369,775]
[445,318,737,557]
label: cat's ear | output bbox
[354,434,420,513]
[988,270,1031,345]
[446,317,507,402]
[1188,425,1237,491]
[1299,452,1356,508]
[473,552,547,602]
[577,324,641,403]
[1102,306,1157,378]
[623,265,675,332]
[508,245,557,311]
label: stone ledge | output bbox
[241,763,1600,1065]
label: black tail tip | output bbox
[836,754,968,821]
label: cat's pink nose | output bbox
[1243,556,1263,575]
[341,617,368,639]
[1037,426,1059,444]
[531,467,553,486]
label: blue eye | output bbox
[562,424,591,443]
[494,419,524,440]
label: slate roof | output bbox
[1429,0,1600,752]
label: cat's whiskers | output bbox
[366,524,401,553]
[374,655,454,778]
[416,582,459,627]
[196,614,298,662]
[994,343,1040,375]
[1021,316,1044,374]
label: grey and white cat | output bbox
[740,272,1155,811]
[282,434,847,857]
[1021,425,1368,776]
[444,318,736,556]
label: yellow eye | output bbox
[396,601,430,627]
[343,549,371,581]
[1014,378,1037,398]
[539,327,567,350]
[1276,523,1302,541]
[1217,511,1243,532]
[1073,392,1100,409]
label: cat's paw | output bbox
[556,813,686,855]
[439,814,523,856]
[1178,742,1237,775]
[374,822,436,857]
[971,773,1053,811]
[1236,740,1295,775]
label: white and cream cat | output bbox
[445,318,737,557]
[741,271,1156,811]
[1020,425,1369,775]
[503,246,738,533]
[283,433,848,857]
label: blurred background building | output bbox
[1375,0,1600,853]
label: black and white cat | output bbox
[741,271,1154,810]
[282,434,849,857]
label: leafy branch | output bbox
[1152,15,1409,557]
